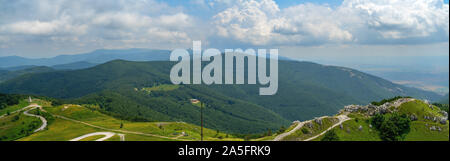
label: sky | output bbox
[0,0,448,61]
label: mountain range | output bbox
[0,53,443,133]
[0,48,170,68]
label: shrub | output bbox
[301,128,310,134]
[378,113,411,141]
[321,130,339,141]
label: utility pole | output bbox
[200,101,203,141]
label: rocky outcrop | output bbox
[343,98,414,116]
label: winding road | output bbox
[1,104,48,133]
[53,114,188,141]
[304,115,350,141]
[273,115,350,141]
[70,132,116,141]
[0,104,38,119]
[273,116,328,141]
[23,106,48,133]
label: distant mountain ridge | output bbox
[51,61,98,70]
[0,48,171,68]
[0,66,55,83]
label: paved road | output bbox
[70,132,116,141]
[53,114,188,141]
[23,105,48,133]
[273,116,328,141]
[118,134,125,141]
[304,115,350,141]
[0,104,38,119]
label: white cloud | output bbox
[0,0,196,53]
[342,0,449,40]
[0,0,448,57]
[213,0,449,46]
[0,17,87,36]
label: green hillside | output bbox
[2,95,447,141]
[0,59,441,133]
[0,98,242,141]
[311,99,449,141]
[0,66,54,83]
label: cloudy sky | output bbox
[0,0,448,60]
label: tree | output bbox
[120,122,123,128]
[371,114,385,130]
[51,99,63,106]
[277,126,286,134]
[378,113,411,141]
[301,128,310,134]
[321,130,339,141]
[267,129,272,136]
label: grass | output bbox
[0,100,29,116]
[139,84,180,94]
[110,133,176,141]
[404,121,449,141]
[397,100,444,121]
[79,135,107,141]
[285,122,299,132]
[314,100,449,141]
[19,118,101,141]
[314,118,381,141]
[105,135,121,141]
[282,117,338,141]
[251,135,277,141]
[38,104,241,141]
[0,112,42,141]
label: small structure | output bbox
[28,96,32,103]
[190,99,200,104]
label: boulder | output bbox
[430,126,436,131]
[340,124,344,129]
[358,125,363,131]
[440,118,447,125]
[315,119,323,125]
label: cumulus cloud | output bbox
[0,17,87,36]
[0,0,196,51]
[342,0,449,41]
[0,0,448,57]
[212,0,449,46]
